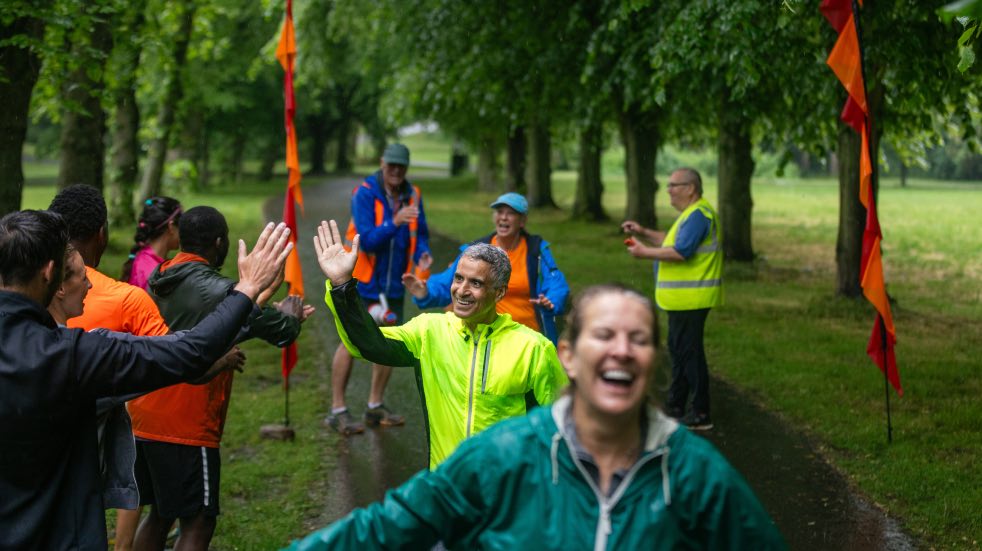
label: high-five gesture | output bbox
[233,222,294,301]
[314,220,358,285]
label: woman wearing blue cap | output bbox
[404,192,569,345]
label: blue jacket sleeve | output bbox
[352,187,396,252]
[414,252,463,310]
[537,240,569,316]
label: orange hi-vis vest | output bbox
[346,182,430,284]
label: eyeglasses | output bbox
[666,181,694,189]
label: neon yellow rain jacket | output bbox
[325,279,568,469]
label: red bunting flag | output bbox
[276,0,303,384]
[823,0,902,397]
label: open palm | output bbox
[313,219,359,284]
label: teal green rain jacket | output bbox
[287,395,786,550]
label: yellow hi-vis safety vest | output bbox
[655,197,723,311]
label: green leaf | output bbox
[957,44,976,72]
[957,23,977,46]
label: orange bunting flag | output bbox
[277,0,303,383]
[823,0,901,397]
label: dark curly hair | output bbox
[179,206,228,265]
[47,184,107,242]
[120,196,182,282]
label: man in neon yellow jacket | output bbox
[314,220,568,469]
[623,167,723,431]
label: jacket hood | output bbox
[148,259,211,298]
[533,395,680,509]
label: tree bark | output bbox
[57,11,114,192]
[107,3,144,225]
[505,126,527,193]
[450,139,469,176]
[334,114,353,173]
[835,123,864,298]
[717,102,756,261]
[229,129,246,184]
[619,105,659,228]
[0,13,46,216]
[107,0,146,223]
[526,122,555,208]
[198,124,211,188]
[258,134,279,181]
[136,3,195,209]
[476,135,500,193]
[572,121,607,221]
[307,113,329,175]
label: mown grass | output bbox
[414,171,982,550]
[22,183,334,549]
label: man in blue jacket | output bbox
[326,143,433,434]
[403,192,569,345]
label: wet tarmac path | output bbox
[267,175,918,550]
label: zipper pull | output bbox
[600,503,612,536]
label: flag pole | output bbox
[285,376,291,427]
[851,0,895,444]
[880,315,893,443]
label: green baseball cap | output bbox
[382,143,410,166]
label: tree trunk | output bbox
[230,130,246,183]
[136,3,195,209]
[335,114,353,173]
[307,113,329,175]
[0,13,46,216]
[526,123,555,208]
[717,102,755,261]
[505,126,527,193]
[572,121,607,221]
[107,0,145,225]
[198,124,211,188]
[258,135,279,181]
[619,105,659,228]
[476,135,500,193]
[57,12,114,192]
[899,161,907,188]
[450,139,469,176]
[835,124,864,298]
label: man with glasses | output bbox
[621,167,723,431]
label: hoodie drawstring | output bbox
[661,447,672,506]
[551,432,562,485]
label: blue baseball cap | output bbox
[489,192,528,214]
[382,143,410,166]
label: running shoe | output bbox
[364,404,405,427]
[325,410,365,435]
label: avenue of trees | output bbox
[1,0,979,295]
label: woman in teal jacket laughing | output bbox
[288,284,785,550]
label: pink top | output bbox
[128,246,165,290]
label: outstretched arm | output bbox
[315,220,418,367]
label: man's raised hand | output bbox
[234,222,293,301]
[314,220,358,285]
